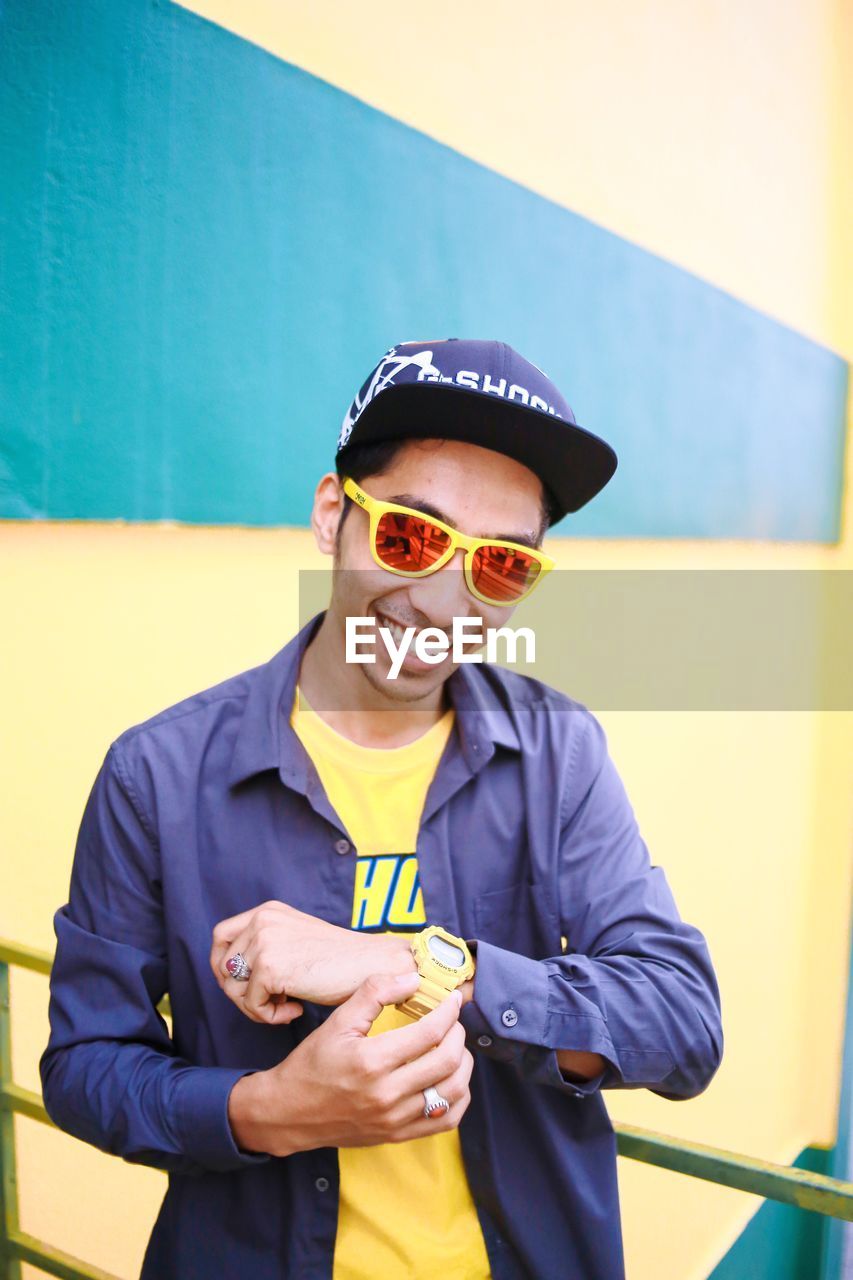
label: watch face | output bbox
[428,934,466,968]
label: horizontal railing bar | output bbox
[0,939,52,976]
[8,1227,121,1280]
[2,1081,50,1125]
[615,1123,853,1220]
[5,1072,853,1222]
[0,939,171,1017]
[2,939,850,1221]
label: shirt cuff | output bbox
[551,1056,610,1096]
[173,1067,271,1171]
[461,939,619,1094]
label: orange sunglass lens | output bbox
[471,545,541,602]
[375,510,452,573]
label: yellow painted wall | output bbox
[2,2,851,1277]
[3,507,851,1280]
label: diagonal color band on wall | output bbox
[0,0,848,538]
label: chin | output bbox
[364,665,450,704]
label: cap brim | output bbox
[337,382,617,519]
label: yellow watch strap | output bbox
[396,976,451,1021]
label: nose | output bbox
[406,549,478,625]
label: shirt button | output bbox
[477,1035,493,1048]
[333,839,351,856]
[315,1176,330,1192]
[500,1008,518,1028]
[573,1090,585,1099]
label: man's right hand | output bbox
[227,971,474,1157]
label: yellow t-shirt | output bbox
[290,690,491,1280]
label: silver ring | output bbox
[225,951,252,982]
[423,1086,450,1119]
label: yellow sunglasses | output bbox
[342,477,554,606]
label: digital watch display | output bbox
[396,925,476,1020]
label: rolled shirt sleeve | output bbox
[462,711,724,1100]
[39,741,268,1175]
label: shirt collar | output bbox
[227,610,521,788]
[443,647,521,763]
[227,613,320,788]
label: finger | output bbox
[330,971,422,1037]
[217,926,256,985]
[240,954,287,1019]
[394,1044,475,1127]
[239,989,305,1025]
[259,995,304,1026]
[391,1020,468,1096]
[210,935,231,985]
[219,936,304,1025]
[211,907,258,953]
[210,910,257,980]
[389,1086,473,1144]
[370,990,463,1071]
[218,933,262,1007]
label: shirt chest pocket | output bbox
[472,881,559,959]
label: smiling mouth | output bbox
[373,609,436,649]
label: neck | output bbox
[297,610,449,748]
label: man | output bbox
[41,339,723,1280]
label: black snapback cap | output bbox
[336,338,617,520]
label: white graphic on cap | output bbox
[338,347,441,449]
[415,368,561,417]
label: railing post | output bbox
[0,962,22,1280]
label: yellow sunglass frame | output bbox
[342,477,554,606]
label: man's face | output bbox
[322,438,547,705]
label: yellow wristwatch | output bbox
[396,926,476,1020]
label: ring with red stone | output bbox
[225,952,251,982]
[422,1086,450,1118]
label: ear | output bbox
[311,472,345,556]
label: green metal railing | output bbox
[2,938,852,1280]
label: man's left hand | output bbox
[210,901,416,1025]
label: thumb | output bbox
[332,971,421,1037]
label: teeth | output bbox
[376,613,451,657]
[378,615,408,647]
[377,614,432,650]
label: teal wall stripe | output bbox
[821,911,853,1279]
[0,0,848,538]
[707,1145,831,1280]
